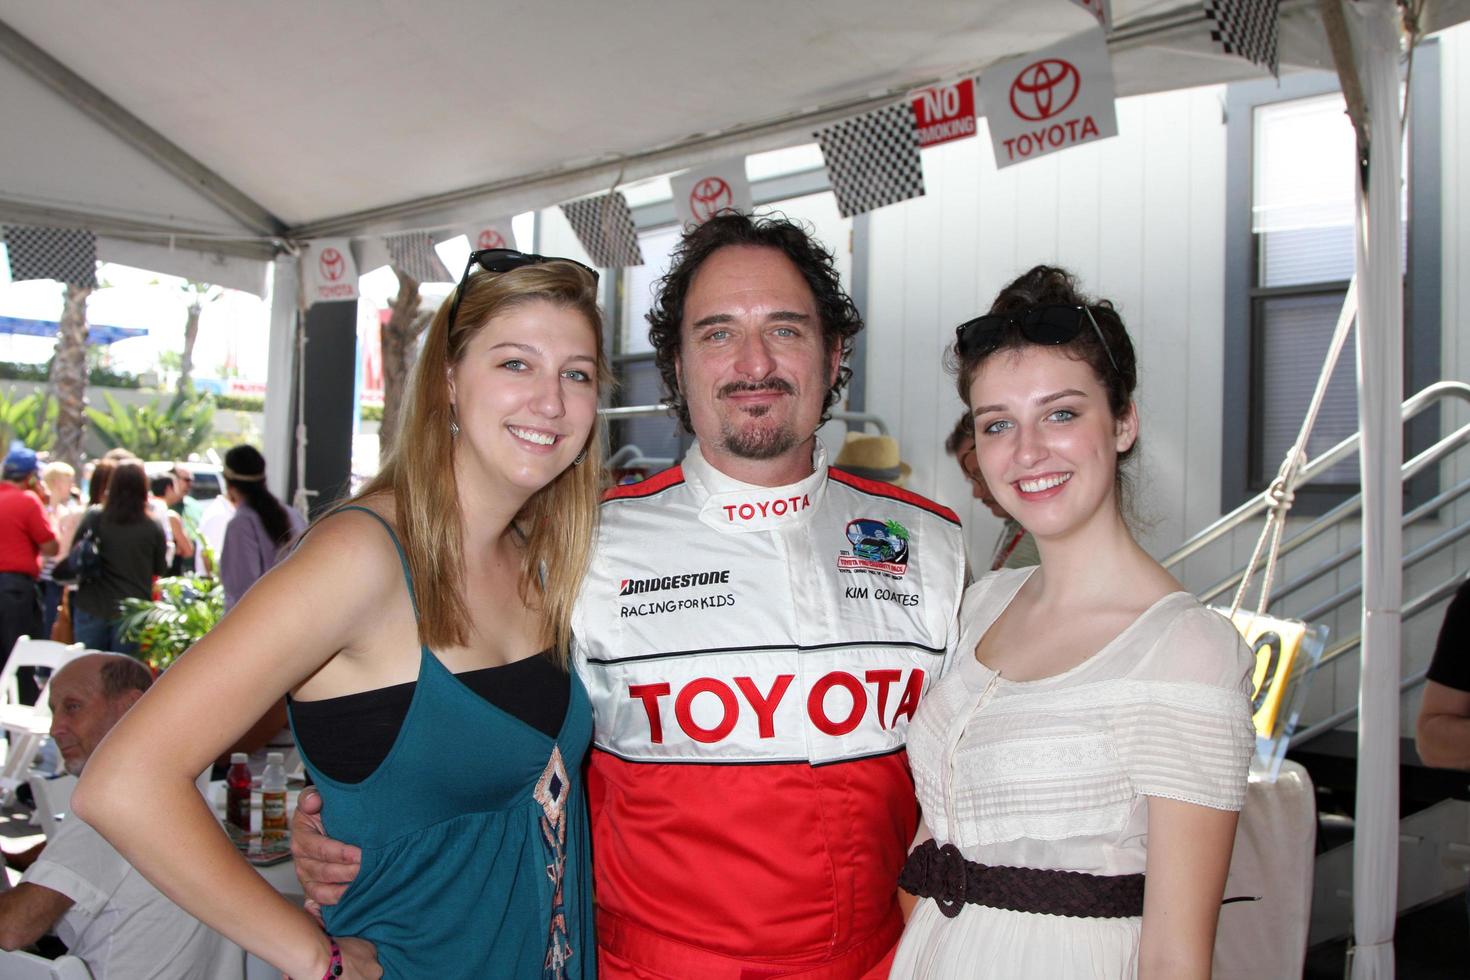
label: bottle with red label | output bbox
[225,752,251,832]
[260,752,288,843]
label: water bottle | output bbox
[260,752,288,843]
[225,753,252,832]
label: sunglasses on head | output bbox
[954,304,1121,376]
[445,248,599,332]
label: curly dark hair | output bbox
[645,213,863,432]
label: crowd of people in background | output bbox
[0,444,305,978]
[0,441,304,672]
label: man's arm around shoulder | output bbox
[0,882,72,950]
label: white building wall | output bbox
[862,84,1229,570]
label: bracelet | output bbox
[320,937,343,979]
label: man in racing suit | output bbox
[586,440,963,977]
[293,214,965,978]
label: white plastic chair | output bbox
[0,637,86,707]
[27,773,77,838]
[0,948,92,978]
[0,638,84,805]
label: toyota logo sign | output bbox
[319,247,346,282]
[689,177,734,223]
[477,229,506,249]
[1009,58,1080,122]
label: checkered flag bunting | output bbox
[384,231,452,283]
[560,192,642,268]
[1204,0,1279,77]
[4,225,97,287]
[814,102,925,218]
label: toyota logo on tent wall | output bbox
[1009,58,1080,122]
[477,229,506,249]
[689,177,733,223]
[319,247,346,281]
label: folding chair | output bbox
[0,948,92,978]
[0,637,86,707]
[0,637,84,805]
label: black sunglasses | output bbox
[954,304,1120,376]
[445,248,599,331]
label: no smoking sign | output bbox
[910,79,976,148]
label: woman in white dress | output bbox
[891,266,1255,979]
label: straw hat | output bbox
[833,431,911,487]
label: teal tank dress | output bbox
[289,508,595,978]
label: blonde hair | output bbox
[348,261,610,666]
[41,461,75,483]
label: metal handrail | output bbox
[1293,669,1431,747]
[1193,422,1470,604]
[1291,572,1467,747]
[1293,573,1466,690]
[1265,477,1470,606]
[1163,381,1470,570]
[1156,381,1470,749]
[1292,518,1470,625]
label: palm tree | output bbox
[49,283,93,468]
[378,267,432,460]
[179,281,224,396]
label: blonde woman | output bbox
[76,250,611,979]
[39,460,81,638]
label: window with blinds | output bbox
[1247,92,1405,489]
[1222,53,1440,515]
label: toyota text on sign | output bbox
[977,27,1118,170]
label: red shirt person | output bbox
[0,447,58,676]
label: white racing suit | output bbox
[573,441,966,978]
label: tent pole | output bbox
[1340,2,1405,977]
[262,256,300,506]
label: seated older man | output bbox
[0,653,241,979]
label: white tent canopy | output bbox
[0,0,1366,256]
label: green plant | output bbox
[86,390,215,459]
[0,362,50,383]
[117,575,225,669]
[214,393,264,413]
[0,359,144,389]
[361,403,383,422]
[85,365,143,388]
[0,360,143,388]
[0,387,58,449]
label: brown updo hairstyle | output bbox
[947,265,1140,499]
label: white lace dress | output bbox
[890,568,1255,979]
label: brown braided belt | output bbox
[898,840,1145,920]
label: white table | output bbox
[204,781,305,980]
